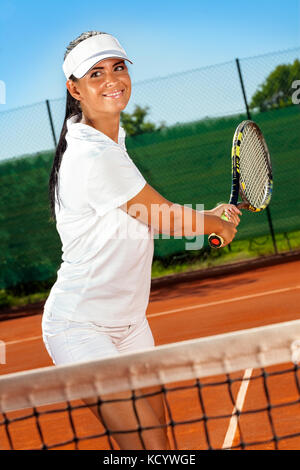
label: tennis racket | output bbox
[208,120,273,248]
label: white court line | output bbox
[222,368,253,449]
[148,285,300,318]
[4,285,300,346]
[5,336,42,346]
[149,285,300,448]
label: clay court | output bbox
[0,257,300,450]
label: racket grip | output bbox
[208,233,225,249]
[208,213,229,249]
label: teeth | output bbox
[104,90,123,97]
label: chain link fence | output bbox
[0,47,299,290]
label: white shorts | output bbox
[42,311,155,365]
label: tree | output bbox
[250,59,300,112]
[121,105,165,136]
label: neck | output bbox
[81,113,120,143]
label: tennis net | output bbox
[1,319,300,450]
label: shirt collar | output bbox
[66,114,126,148]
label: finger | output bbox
[237,202,248,211]
[224,211,240,225]
[230,205,242,216]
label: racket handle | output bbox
[208,213,229,249]
[208,233,225,248]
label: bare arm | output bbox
[120,183,237,245]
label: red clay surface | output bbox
[0,259,300,450]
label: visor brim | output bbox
[72,53,133,79]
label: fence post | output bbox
[46,99,57,148]
[235,58,278,254]
[235,58,251,120]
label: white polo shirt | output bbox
[43,114,154,326]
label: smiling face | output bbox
[66,57,131,119]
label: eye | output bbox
[90,71,101,78]
[115,64,126,71]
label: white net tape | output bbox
[0,319,299,413]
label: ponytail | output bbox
[48,31,106,222]
[49,88,81,221]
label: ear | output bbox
[66,79,82,102]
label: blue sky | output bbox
[0,0,299,112]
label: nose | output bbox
[103,70,119,88]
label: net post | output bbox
[235,58,278,255]
[46,99,57,148]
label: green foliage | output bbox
[120,105,165,136]
[250,59,300,112]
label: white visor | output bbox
[62,34,132,79]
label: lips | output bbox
[102,89,124,99]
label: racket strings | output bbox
[239,125,271,209]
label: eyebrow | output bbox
[90,60,125,71]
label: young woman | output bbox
[42,31,240,450]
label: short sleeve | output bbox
[86,146,146,216]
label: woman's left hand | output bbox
[210,204,242,227]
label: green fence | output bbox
[0,105,299,289]
[128,105,300,257]
[0,47,300,289]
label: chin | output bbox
[105,100,129,113]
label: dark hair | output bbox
[49,31,107,222]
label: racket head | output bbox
[230,120,273,212]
